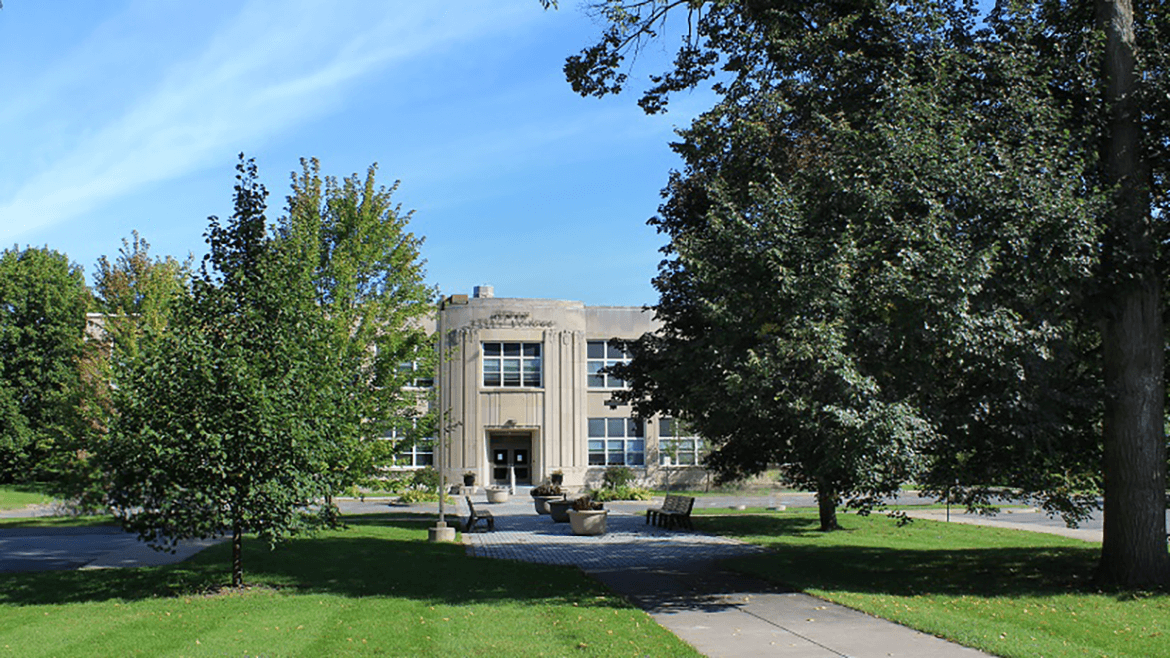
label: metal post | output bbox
[429,295,455,543]
[437,296,445,525]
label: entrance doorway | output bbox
[489,432,532,486]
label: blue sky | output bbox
[1,1,715,307]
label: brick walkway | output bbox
[463,499,766,571]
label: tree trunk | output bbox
[1095,0,1170,589]
[1098,281,1169,587]
[231,520,244,589]
[816,478,841,531]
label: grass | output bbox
[0,484,54,510]
[0,515,116,528]
[0,513,698,657]
[698,510,1169,658]
[690,503,1021,515]
[649,488,793,498]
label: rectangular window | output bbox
[587,339,630,388]
[385,430,434,468]
[397,361,434,388]
[659,417,704,466]
[482,342,542,387]
[588,417,644,466]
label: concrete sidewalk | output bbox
[462,497,991,658]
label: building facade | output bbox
[427,287,707,490]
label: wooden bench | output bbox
[464,496,494,533]
[646,494,695,530]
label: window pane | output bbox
[607,439,624,453]
[588,439,605,452]
[627,451,644,466]
[607,418,625,437]
[607,367,624,388]
[503,343,521,357]
[502,359,521,386]
[627,418,644,436]
[587,341,605,359]
[628,439,644,453]
[607,451,625,466]
[523,358,541,387]
[483,343,501,356]
[607,342,626,359]
[589,453,606,465]
[679,453,696,465]
[680,439,695,451]
[523,343,540,357]
[587,362,605,388]
[588,419,606,437]
[660,417,675,437]
[483,360,500,386]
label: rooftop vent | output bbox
[474,285,494,299]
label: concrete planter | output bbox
[532,495,563,515]
[485,488,509,503]
[568,509,608,536]
[548,499,574,523]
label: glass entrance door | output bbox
[489,432,532,485]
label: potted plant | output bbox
[548,497,575,522]
[463,471,476,487]
[550,469,564,486]
[485,486,509,503]
[567,495,607,536]
[530,481,564,514]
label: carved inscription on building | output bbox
[468,312,555,329]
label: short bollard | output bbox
[428,521,457,543]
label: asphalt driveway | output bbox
[0,523,222,573]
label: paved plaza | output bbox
[462,498,768,568]
[455,494,992,657]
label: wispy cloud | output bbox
[0,0,534,241]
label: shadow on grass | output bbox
[697,514,1105,599]
[0,513,618,610]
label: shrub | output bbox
[591,485,653,502]
[396,488,438,503]
[603,466,636,489]
[410,467,440,492]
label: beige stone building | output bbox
[420,286,708,490]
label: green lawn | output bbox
[0,513,697,657]
[698,510,1168,658]
[0,484,53,510]
[0,515,117,528]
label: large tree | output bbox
[566,0,1169,586]
[280,158,436,506]
[104,156,434,586]
[56,233,194,509]
[0,246,91,483]
[106,157,346,587]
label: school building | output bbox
[408,286,707,490]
